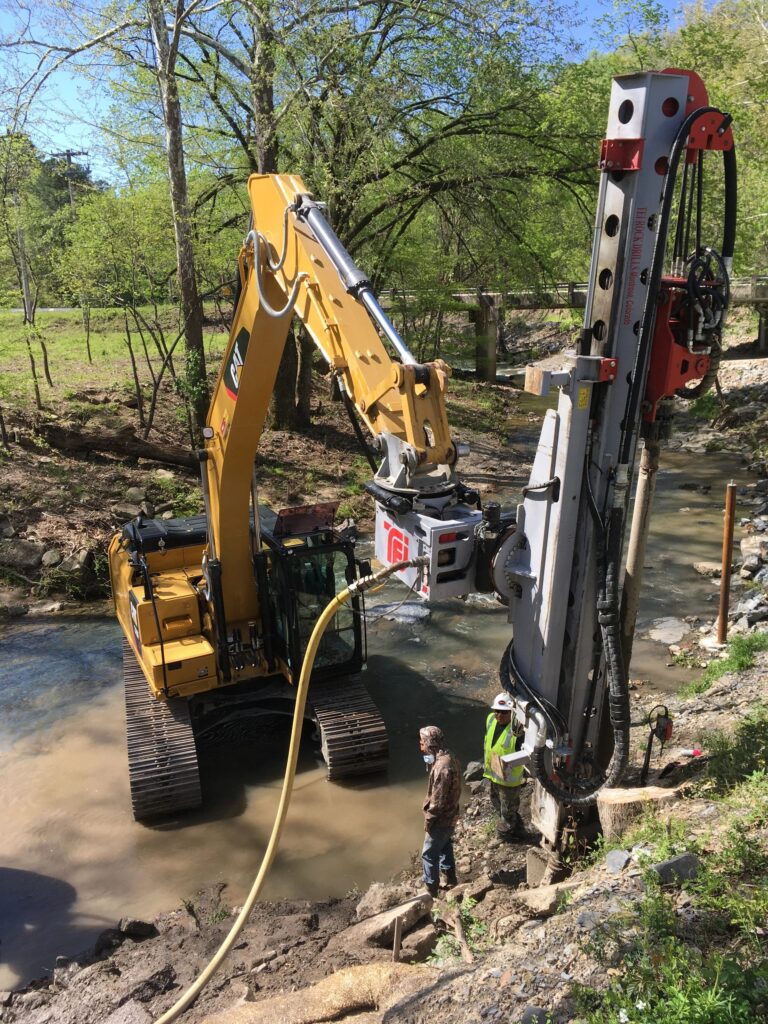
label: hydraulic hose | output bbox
[154,555,427,1024]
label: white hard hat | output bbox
[491,692,514,712]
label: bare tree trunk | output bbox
[37,331,54,387]
[296,328,314,427]
[124,313,146,428]
[248,2,300,431]
[269,330,298,430]
[147,0,208,437]
[83,305,92,363]
[0,404,9,449]
[250,2,278,175]
[24,331,42,410]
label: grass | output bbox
[577,708,768,1023]
[0,307,228,407]
[147,474,203,518]
[679,632,768,696]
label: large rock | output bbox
[693,561,722,578]
[112,502,142,520]
[356,881,416,921]
[332,894,433,949]
[125,486,147,503]
[741,535,768,562]
[650,852,700,885]
[119,916,158,940]
[464,760,485,783]
[400,922,438,962]
[0,539,45,573]
[512,880,578,918]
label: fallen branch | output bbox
[444,908,474,964]
[35,422,197,470]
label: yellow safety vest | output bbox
[483,713,524,787]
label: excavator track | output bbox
[310,680,388,780]
[123,641,202,821]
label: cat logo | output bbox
[225,327,250,401]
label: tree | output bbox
[0,1,211,434]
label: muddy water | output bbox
[0,448,748,988]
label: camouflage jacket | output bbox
[422,750,461,830]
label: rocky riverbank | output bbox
[4,641,767,1024]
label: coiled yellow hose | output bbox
[154,556,423,1023]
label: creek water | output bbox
[0,443,748,988]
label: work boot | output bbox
[424,880,439,898]
[440,870,458,889]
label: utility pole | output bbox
[50,149,88,208]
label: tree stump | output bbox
[596,786,678,842]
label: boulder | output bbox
[112,503,142,520]
[356,881,416,921]
[119,917,159,940]
[605,849,632,874]
[333,894,433,949]
[0,539,45,573]
[462,872,494,903]
[464,760,485,783]
[400,922,438,962]
[693,562,722,578]
[41,548,62,568]
[512,880,578,918]
[650,852,700,885]
[125,487,146,503]
[741,535,768,562]
[740,556,761,579]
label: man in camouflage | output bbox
[419,725,461,898]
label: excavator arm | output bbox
[201,172,483,650]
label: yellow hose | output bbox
[154,556,423,1024]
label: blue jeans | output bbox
[421,825,456,887]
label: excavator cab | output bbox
[256,503,365,682]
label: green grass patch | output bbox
[578,710,768,1022]
[679,633,768,697]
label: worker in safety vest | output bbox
[483,692,525,840]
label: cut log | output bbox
[597,786,678,842]
[444,909,474,964]
[36,423,197,470]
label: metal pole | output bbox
[619,439,661,678]
[717,481,737,644]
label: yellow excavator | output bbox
[111,70,736,858]
[108,173,488,820]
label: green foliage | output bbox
[687,392,723,422]
[428,897,487,965]
[679,633,768,697]
[575,932,767,1023]
[699,706,768,796]
[147,475,202,519]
